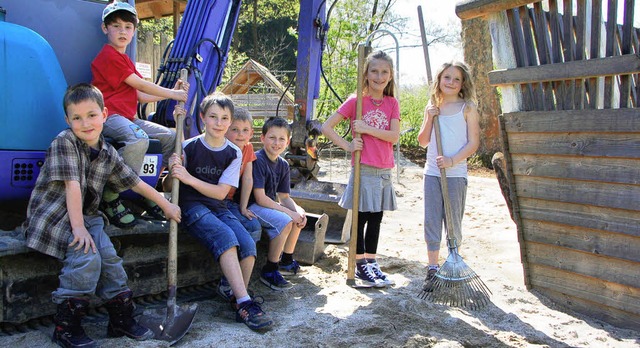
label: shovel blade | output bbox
[139,303,198,346]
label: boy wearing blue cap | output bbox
[91,1,188,227]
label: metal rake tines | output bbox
[417,254,492,309]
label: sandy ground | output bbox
[3,155,639,347]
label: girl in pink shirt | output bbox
[322,50,400,288]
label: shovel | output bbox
[346,44,366,288]
[139,68,198,344]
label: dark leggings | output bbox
[356,211,384,255]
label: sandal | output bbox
[141,199,166,220]
[100,197,136,228]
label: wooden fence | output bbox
[457,0,640,330]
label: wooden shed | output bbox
[221,59,295,120]
[456,0,639,330]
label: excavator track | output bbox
[0,282,217,336]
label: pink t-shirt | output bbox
[337,94,400,169]
[91,44,142,120]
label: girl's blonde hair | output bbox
[429,61,476,107]
[361,50,396,98]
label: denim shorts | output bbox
[182,204,257,260]
[225,200,262,242]
[247,203,292,240]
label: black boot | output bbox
[105,290,153,341]
[52,298,97,348]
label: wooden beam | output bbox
[502,108,640,133]
[455,0,538,20]
[488,54,640,85]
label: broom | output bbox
[417,114,491,309]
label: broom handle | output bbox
[433,115,457,248]
[347,44,366,283]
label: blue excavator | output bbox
[0,0,345,324]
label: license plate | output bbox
[140,155,158,177]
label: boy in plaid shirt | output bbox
[23,84,181,348]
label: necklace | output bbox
[371,97,384,107]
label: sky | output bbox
[388,0,640,88]
[389,0,463,88]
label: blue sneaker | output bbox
[355,262,385,288]
[279,260,306,276]
[368,261,395,286]
[260,270,293,291]
[235,297,273,331]
[217,276,233,301]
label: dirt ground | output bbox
[3,154,639,347]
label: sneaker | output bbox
[235,298,273,331]
[217,276,233,301]
[368,262,395,286]
[355,262,385,288]
[422,267,439,293]
[260,270,293,291]
[279,260,306,276]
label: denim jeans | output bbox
[52,215,128,304]
[247,203,292,240]
[225,200,262,242]
[182,204,257,260]
[103,114,176,171]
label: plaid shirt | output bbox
[23,129,140,259]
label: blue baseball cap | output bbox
[102,1,138,22]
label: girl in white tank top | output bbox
[416,61,481,280]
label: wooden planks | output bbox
[526,242,640,289]
[502,108,640,133]
[488,54,640,86]
[456,0,640,331]
[510,154,640,185]
[515,176,640,211]
[528,264,640,330]
[519,197,640,237]
[522,219,640,262]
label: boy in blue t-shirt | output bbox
[248,117,308,291]
[168,93,272,331]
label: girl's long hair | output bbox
[429,61,476,107]
[361,50,396,98]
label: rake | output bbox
[416,113,491,309]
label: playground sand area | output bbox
[2,155,638,347]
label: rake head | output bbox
[418,249,491,310]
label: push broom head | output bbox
[418,247,492,310]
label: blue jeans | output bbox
[182,203,257,260]
[225,200,262,242]
[248,203,292,240]
[103,114,176,171]
[52,215,129,304]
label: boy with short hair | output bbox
[91,1,188,227]
[217,107,263,300]
[23,84,181,348]
[248,117,308,291]
[168,93,273,331]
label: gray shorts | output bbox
[423,175,467,251]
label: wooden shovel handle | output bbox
[347,44,366,283]
[167,68,189,293]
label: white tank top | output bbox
[424,103,468,178]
